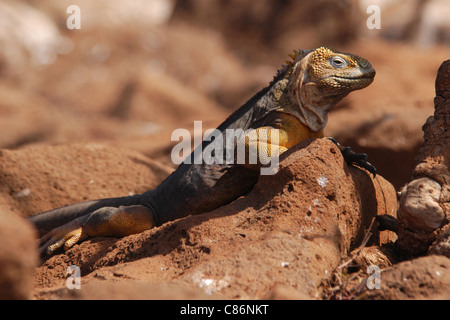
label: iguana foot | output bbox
[328,137,377,177]
[341,146,377,177]
[39,214,88,255]
[39,205,155,255]
[376,214,399,233]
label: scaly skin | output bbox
[31,47,376,255]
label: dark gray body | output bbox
[30,69,288,235]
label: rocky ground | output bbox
[0,0,449,300]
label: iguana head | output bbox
[307,47,375,92]
[285,47,375,132]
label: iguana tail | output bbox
[30,194,146,237]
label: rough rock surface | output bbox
[0,208,37,299]
[397,60,450,256]
[361,255,450,300]
[0,144,173,218]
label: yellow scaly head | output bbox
[307,47,375,91]
[285,47,376,132]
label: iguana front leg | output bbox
[237,127,287,170]
[327,137,377,177]
[238,113,376,177]
[237,112,323,170]
[39,205,155,255]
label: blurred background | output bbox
[0,0,448,189]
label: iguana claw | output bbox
[341,146,377,177]
[39,215,88,255]
[328,138,377,177]
[38,205,155,255]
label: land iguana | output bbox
[31,47,376,255]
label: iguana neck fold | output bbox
[288,55,333,132]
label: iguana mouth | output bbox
[323,75,374,91]
[332,75,374,81]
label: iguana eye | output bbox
[330,56,348,68]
